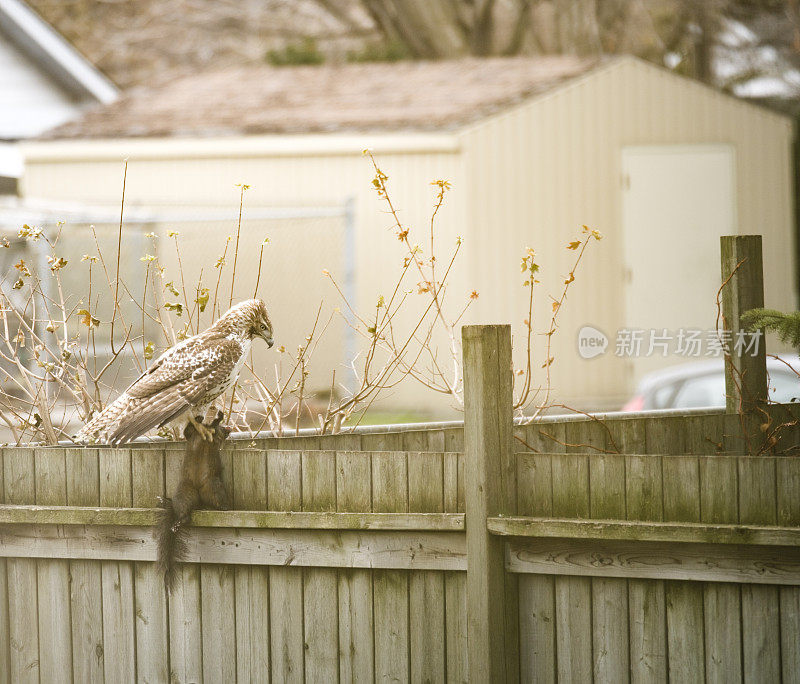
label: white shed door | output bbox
[622,146,736,374]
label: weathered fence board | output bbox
[232,449,270,683]
[336,450,375,683]
[97,447,136,683]
[268,450,304,683]
[34,448,72,684]
[5,448,39,684]
[66,448,103,684]
[131,448,169,683]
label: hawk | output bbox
[75,298,273,445]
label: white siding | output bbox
[460,57,795,409]
[0,35,82,138]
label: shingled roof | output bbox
[43,56,603,139]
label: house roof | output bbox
[42,56,603,140]
[0,0,117,105]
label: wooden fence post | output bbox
[462,324,519,683]
[720,235,768,452]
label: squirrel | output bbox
[155,410,231,591]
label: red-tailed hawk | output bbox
[75,299,273,445]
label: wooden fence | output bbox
[0,235,798,683]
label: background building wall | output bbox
[460,57,795,409]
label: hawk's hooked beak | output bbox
[261,331,274,348]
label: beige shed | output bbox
[19,55,796,416]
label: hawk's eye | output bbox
[260,324,266,330]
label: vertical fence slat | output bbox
[607,416,646,454]
[626,453,666,683]
[663,455,704,683]
[372,451,410,683]
[0,449,8,684]
[739,457,781,683]
[132,448,169,683]
[164,446,203,684]
[268,450,304,683]
[200,444,236,684]
[4,448,39,683]
[408,452,446,683]
[780,586,800,684]
[66,448,103,683]
[590,453,630,684]
[444,433,467,683]
[778,457,800,684]
[98,447,136,683]
[553,432,592,683]
[699,455,742,683]
[518,452,555,684]
[301,450,339,682]
[232,448,270,683]
[34,448,73,684]
[336,450,374,684]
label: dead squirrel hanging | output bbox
[155,411,230,591]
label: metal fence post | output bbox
[720,235,768,452]
[462,324,519,682]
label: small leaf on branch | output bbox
[541,357,554,368]
[168,230,180,238]
[552,301,560,313]
[164,281,180,297]
[470,290,479,300]
[18,224,42,241]
[47,256,68,272]
[567,241,581,250]
[140,254,157,262]
[196,287,210,312]
[564,273,575,285]
[12,278,23,290]
[77,309,100,327]
[165,302,183,316]
[14,259,31,276]
[144,341,155,359]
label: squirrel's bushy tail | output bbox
[156,498,189,592]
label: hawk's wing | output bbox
[105,334,242,445]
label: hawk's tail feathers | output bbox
[74,393,133,444]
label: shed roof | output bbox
[42,56,602,140]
